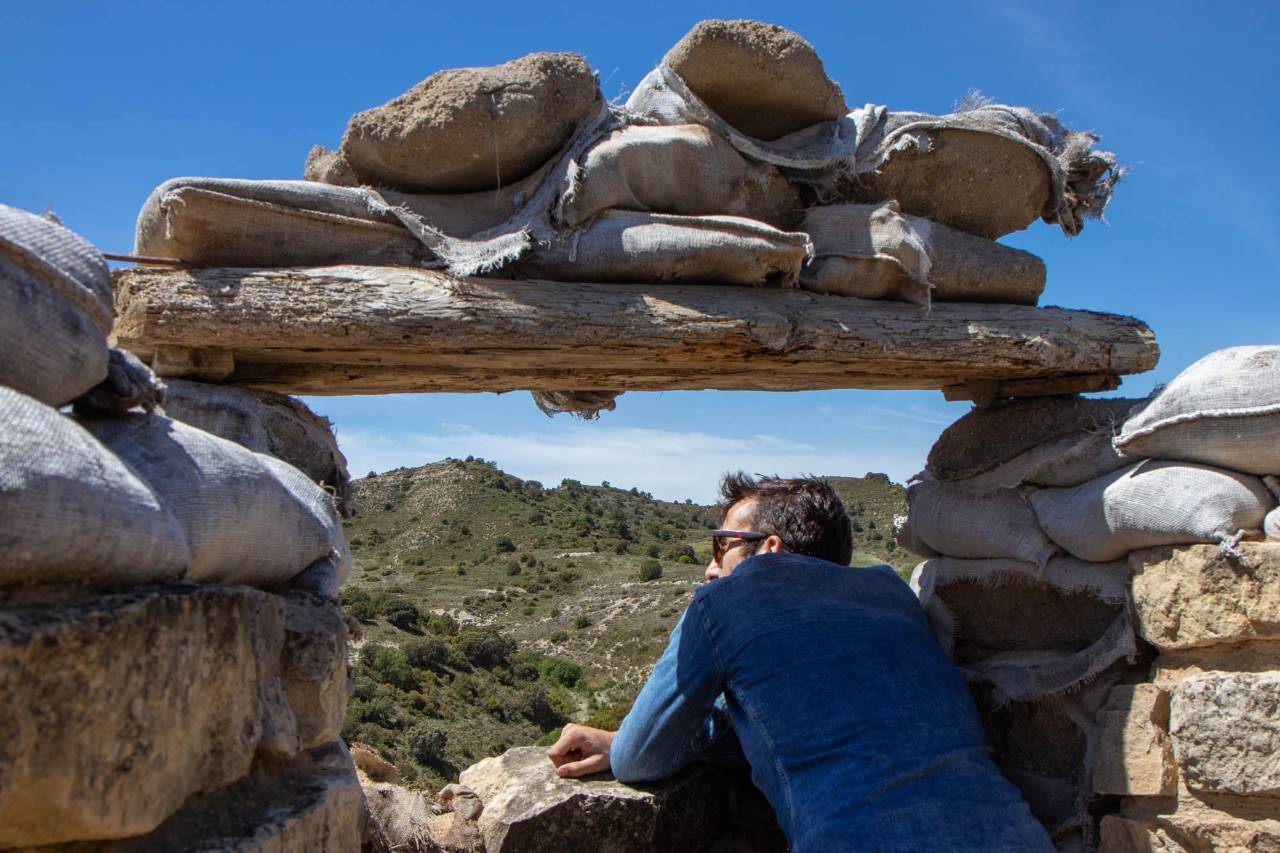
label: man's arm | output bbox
[547,606,726,783]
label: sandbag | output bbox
[517,210,811,286]
[72,348,166,414]
[79,412,347,588]
[303,146,360,187]
[949,431,1130,493]
[1030,460,1275,562]
[0,204,112,406]
[800,203,1045,306]
[928,396,1142,481]
[0,387,189,589]
[903,481,1057,565]
[916,556,1134,701]
[256,454,352,587]
[341,52,601,192]
[1114,346,1280,475]
[661,20,846,141]
[556,124,801,228]
[162,379,351,514]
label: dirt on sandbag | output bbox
[341,52,601,193]
[663,19,847,141]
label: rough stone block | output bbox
[1093,684,1176,796]
[1099,804,1280,853]
[0,585,287,846]
[1130,543,1280,650]
[1170,671,1280,796]
[280,591,349,750]
[456,746,784,853]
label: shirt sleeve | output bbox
[610,604,727,783]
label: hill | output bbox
[338,458,909,788]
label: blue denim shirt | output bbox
[611,554,1052,853]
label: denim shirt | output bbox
[610,553,1052,853]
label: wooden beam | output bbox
[112,265,1159,396]
[942,373,1123,406]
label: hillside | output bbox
[338,458,910,788]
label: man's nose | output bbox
[704,560,720,582]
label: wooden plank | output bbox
[942,373,1123,406]
[112,265,1159,396]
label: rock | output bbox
[457,746,783,853]
[361,776,468,853]
[0,584,294,846]
[80,741,363,852]
[351,742,399,783]
[303,145,360,187]
[440,784,484,820]
[1092,684,1176,796]
[1130,543,1280,650]
[926,396,1141,481]
[161,379,352,515]
[280,592,349,750]
[1151,640,1280,691]
[663,20,847,140]
[341,53,601,192]
[1170,671,1280,796]
[1100,800,1280,853]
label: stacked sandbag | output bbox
[133,20,1116,305]
[0,208,361,848]
[901,347,1280,850]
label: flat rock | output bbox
[341,52,600,192]
[1100,800,1280,853]
[280,591,349,750]
[0,585,287,846]
[1170,671,1280,796]
[1092,684,1176,797]
[457,746,783,853]
[1130,543,1280,651]
[664,20,846,140]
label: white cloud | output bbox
[336,424,930,504]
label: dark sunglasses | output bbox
[711,529,770,562]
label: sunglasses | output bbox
[711,529,770,562]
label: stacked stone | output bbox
[899,347,1280,851]
[0,205,361,850]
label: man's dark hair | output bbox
[718,472,853,566]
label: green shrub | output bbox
[519,686,564,729]
[496,537,516,553]
[573,615,593,630]
[637,559,663,581]
[382,600,421,631]
[537,656,583,689]
[339,588,377,622]
[550,631,569,643]
[403,637,451,671]
[646,543,661,558]
[425,614,458,636]
[405,723,451,771]
[360,644,417,691]
[455,630,516,668]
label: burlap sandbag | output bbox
[341,52,601,193]
[517,210,811,286]
[79,412,348,588]
[902,480,1057,566]
[0,204,112,406]
[1030,460,1275,562]
[556,124,801,229]
[256,454,352,587]
[661,20,847,141]
[1114,346,1280,475]
[949,431,1130,493]
[800,203,1045,306]
[0,387,189,589]
[915,556,1134,702]
[928,396,1142,481]
[162,379,351,514]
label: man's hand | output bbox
[545,723,616,778]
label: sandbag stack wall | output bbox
[899,347,1280,852]
[0,205,362,851]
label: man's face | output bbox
[705,499,766,582]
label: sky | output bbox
[4,2,1277,502]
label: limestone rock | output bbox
[0,584,289,846]
[664,20,847,140]
[1130,543,1280,650]
[280,591,349,750]
[1092,684,1176,796]
[1151,640,1280,691]
[1100,802,1280,853]
[341,53,601,192]
[1170,671,1280,796]
[457,746,784,853]
[74,741,363,852]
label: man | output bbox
[546,473,1051,852]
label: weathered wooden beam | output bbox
[112,265,1159,396]
[942,373,1123,406]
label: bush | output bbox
[646,543,661,558]
[496,537,516,553]
[573,615,593,630]
[360,644,417,691]
[383,600,421,631]
[550,631,569,643]
[506,561,522,576]
[405,723,451,771]
[519,686,565,729]
[455,630,516,668]
[339,588,377,622]
[637,559,663,581]
[403,637,451,671]
[537,656,583,689]
[426,614,459,636]
[664,543,696,562]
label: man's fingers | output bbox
[545,728,585,763]
[555,753,608,778]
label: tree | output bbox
[637,559,663,581]
[360,645,416,691]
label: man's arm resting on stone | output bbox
[548,607,726,783]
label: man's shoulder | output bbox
[695,554,910,605]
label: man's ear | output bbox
[761,535,786,555]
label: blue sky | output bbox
[4,2,1277,501]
